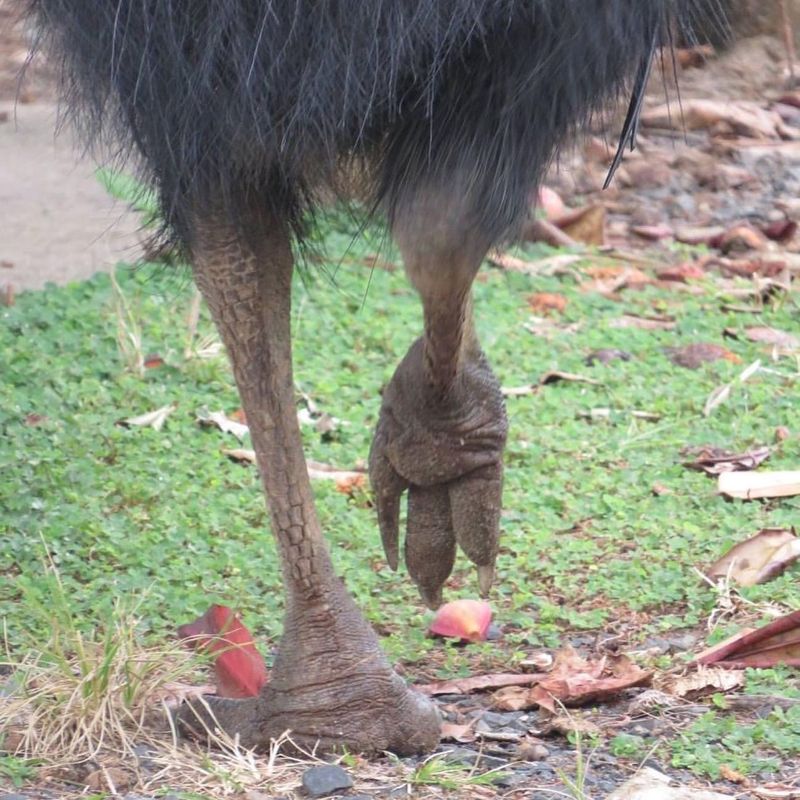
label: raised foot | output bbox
[369,338,508,608]
[177,584,440,755]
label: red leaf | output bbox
[178,604,267,698]
[429,599,492,643]
[695,610,800,669]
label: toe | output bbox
[369,415,409,571]
[405,484,456,608]
[448,464,503,596]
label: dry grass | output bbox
[0,563,450,798]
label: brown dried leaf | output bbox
[714,223,768,254]
[669,667,745,698]
[657,263,706,283]
[416,672,547,696]
[527,292,568,315]
[491,686,532,711]
[541,714,602,737]
[539,371,601,387]
[608,313,676,331]
[440,722,476,743]
[524,647,651,713]
[682,445,771,475]
[707,528,800,587]
[696,610,800,668]
[744,327,800,349]
[557,204,606,246]
[642,99,781,139]
[666,343,741,369]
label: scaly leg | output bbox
[178,207,440,754]
[370,190,508,609]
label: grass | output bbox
[1,210,800,789]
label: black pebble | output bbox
[301,765,354,797]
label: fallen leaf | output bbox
[143,354,165,369]
[657,263,706,283]
[527,292,567,315]
[713,223,768,254]
[752,784,800,800]
[719,765,749,785]
[222,450,368,488]
[491,686,531,711]
[488,252,537,272]
[526,647,651,712]
[668,667,745,698]
[642,99,781,139]
[197,407,250,441]
[608,313,676,331]
[744,327,800,349]
[666,343,740,369]
[118,404,176,432]
[674,225,726,246]
[631,223,673,241]
[429,599,492,643]
[306,460,368,485]
[695,610,800,668]
[718,471,800,500]
[538,186,567,219]
[156,681,218,709]
[178,604,267,698]
[775,426,791,443]
[85,767,134,793]
[539,371,601,386]
[707,528,800,587]
[703,384,733,417]
[585,349,632,366]
[558,204,606,245]
[716,258,789,279]
[761,219,797,243]
[222,448,256,465]
[581,265,651,293]
[416,672,547,696]
[440,722,476,743]
[652,483,673,496]
[682,445,771,475]
[607,767,736,800]
[541,714,602,737]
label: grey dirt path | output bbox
[0,101,141,292]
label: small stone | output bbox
[346,795,374,800]
[1,794,31,800]
[301,765,353,797]
[516,741,549,762]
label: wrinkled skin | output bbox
[370,338,507,608]
[175,190,506,754]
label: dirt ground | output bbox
[0,4,141,293]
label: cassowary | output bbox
[26,0,724,755]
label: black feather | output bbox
[25,0,727,252]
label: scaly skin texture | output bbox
[177,209,440,755]
[370,189,509,608]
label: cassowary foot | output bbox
[370,338,508,608]
[176,581,440,755]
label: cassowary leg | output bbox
[178,209,440,755]
[370,191,508,609]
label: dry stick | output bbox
[780,0,797,82]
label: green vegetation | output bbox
[1,207,799,780]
